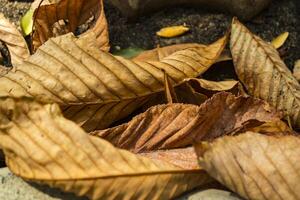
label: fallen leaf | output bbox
[293,59,300,81]
[164,71,178,103]
[0,33,227,131]
[32,0,109,51]
[230,18,300,128]
[156,25,189,38]
[133,43,205,61]
[187,79,239,96]
[0,13,30,65]
[91,92,283,151]
[0,98,211,200]
[271,32,289,49]
[195,132,300,200]
[140,147,198,169]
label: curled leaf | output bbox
[91,92,283,151]
[230,18,300,128]
[0,13,30,65]
[271,32,289,49]
[0,98,211,200]
[0,33,227,131]
[156,25,189,38]
[195,132,300,200]
[32,0,109,51]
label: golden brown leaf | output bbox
[271,32,289,49]
[140,147,199,169]
[0,98,211,200]
[0,33,227,131]
[91,92,283,151]
[133,43,205,61]
[156,25,189,38]
[195,132,300,200]
[0,13,30,65]
[164,71,178,103]
[293,59,300,82]
[230,18,300,128]
[32,0,109,51]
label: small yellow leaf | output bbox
[156,25,189,38]
[271,32,289,49]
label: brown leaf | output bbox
[0,13,30,65]
[133,43,231,63]
[164,71,178,103]
[32,0,109,51]
[140,147,199,169]
[0,98,211,200]
[91,92,283,152]
[293,59,300,82]
[133,43,205,61]
[230,18,300,128]
[0,33,227,131]
[195,132,300,200]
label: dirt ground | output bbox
[0,0,299,165]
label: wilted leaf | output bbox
[156,25,189,38]
[32,0,109,51]
[230,18,300,128]
[195,132,300,200]
[0,33,227,131]
[0,13,30,65]
[293,59,300,81]
[164,71,178,103]
[271,32,289,49]
[91,92,283,151]
[140,147,198,169]
[133,43,205,61]
[0,98,211,199]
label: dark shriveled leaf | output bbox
[91,92,284,152]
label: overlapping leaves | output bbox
[0,1,299,199]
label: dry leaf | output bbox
[164,71,178,103]
[133,43,231,63]
[91,92,283,151]
[133,43,205,61]
[0,33,227,131]
[32,0,109,51]
[293,59,300,81]
[0,98,211,200]
[271,32,289,49]
[0,13,30,65]
[195,132,300,200]
[140,147,198,169]
[156,25,189,38]
[230,18,300,128]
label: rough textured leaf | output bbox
[0,98,211,200]
[91,92,283,151]
[32,0,109,51]
[140,147,198,169]
[0,33,227,131]
[0,13,30,65]
[156,25,189,38]
[271,32,289,49]
[180,189,243,200]
[195,132,300,200]
[230,18,300,128]
[293,59,300,81]
[133,43,205,61]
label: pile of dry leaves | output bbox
[0,0,299,199]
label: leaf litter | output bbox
[0,0,299,200]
